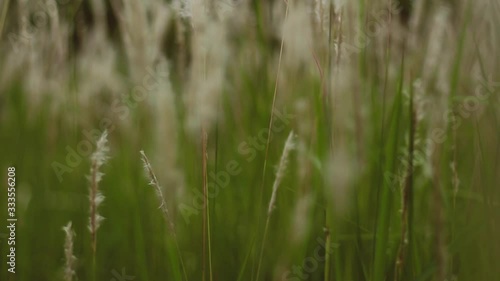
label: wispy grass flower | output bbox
[140,150,175,232]
[267,131,296,215]
[140,150,188,281]
[62,221,76,281]
[291,193,313,244]
[88,130,109,255]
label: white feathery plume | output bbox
[173,0,238,24]
[282,2,314,71]
[185,15,228,135]
[62,221,76,281]
[123,0,148,67]
[426,6,452,96]
[77,36,123,111]
[140,150,188,280]
[150,58,186,202]
[267,131,296,215]
[181,0,229,136]
[140,150,187,280]
[88,130,109,253]
[291,193,313,244]
[115,0,171,82]
[140,150,175,232]
[256,131,296,280]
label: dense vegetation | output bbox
[0,0,499,280]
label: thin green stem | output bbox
[255,216,271,281]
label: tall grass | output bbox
[0,0,499,281]
[88,130,108,281]
[140,150,188,281]
[256,131,295,280]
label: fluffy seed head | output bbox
[88,130,109,242]
[325,146,354,215]
[140,150,175,232]
[291,193,313,243]
[268,131,296,215]
[282,2,314,71]
[62,221,76,281]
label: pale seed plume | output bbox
[325,145,354,215]
[282,2,314,71]
[140,150,188,281]
[291,193,313,244]
[88,130,109,254]
[185,15,228,135]
[256,131,296,280]
[62,221,76,281]
[268,131,296,215]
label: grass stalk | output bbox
[256,131,295,280]
[254,2,289,279]
[88,130,109,281]
[324,217,331,281]
[258,0,290,216]
[260,0,288,198]
[62,222,76,281]
[373,44,405,281]
[140,150,188,281]
[201,128,214,281]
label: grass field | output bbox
[0,0,499,280]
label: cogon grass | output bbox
[62,221,76,281]
[140,150,188,281]
[140,150,174,232]
[88,130,109,258]
[256,131,295,280]
[1,0,500,280]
